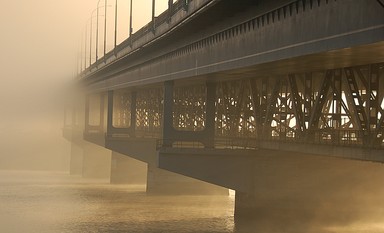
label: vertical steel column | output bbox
[279,79,288,139]
[163,81,174,147]
[107,90,114,135]
[264,79,281,136]
[204,82,216,148]
[249,79,261,138]
[368,64,379,131]
[332,70,342,129]
[260,78,268,134]
[344,67,366,130]
[368,64,380,146]
[309,70,332,130]
[288,75,304,134]
[130,91,137,137]
[303,73,313,130]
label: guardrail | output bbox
[80,0,337,80]
[156,129,384,150]
[81,0,201,76]
[156,138,259,150]
[260,129,384,149]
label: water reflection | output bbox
[0,170,383,233]
[0,171,234,233]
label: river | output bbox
[0,170,383,233]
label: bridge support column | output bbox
[85,94,104,133]
[107,90,136,137]
[110,151,147,184]
[204,81,216,148]
[232,152,384,229]
[69,142,84,176]
[146,164,228,195]
[163,81,174,147]
[162,81,217,147]
[82,143,112,180]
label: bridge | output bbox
[63,0,384,220]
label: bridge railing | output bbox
[81,0,198,77]
[156,129,384,151]
[82,0,338,78]
[260,129,384,149]
[156,138,259,151]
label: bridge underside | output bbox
[211,41,384,81]
[82,60,384,162]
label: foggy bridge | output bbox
[64,0,384,219]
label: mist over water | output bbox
[1,1,384,232]
[0,171,235,233]
[1,169,384,233]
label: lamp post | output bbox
[129,0,133,39]
[89,8,99,67]
[84,23,88,70]
[168,0,173,21]
[104,0,108,57]
[90,4,111,68]
[96,0,102,62]
[84,14,99,70]
[96,1,111,62]
[114,0,118,49]
[79,32,84,74]
[152,0,155,30]
[83,0,139,70]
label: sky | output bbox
[0,0,169,170]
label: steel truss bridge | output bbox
[82,63,384,159]
[65,0,384,165]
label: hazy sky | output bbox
[0,0,169,119]
[0,0,169,170]
[0,0,169,89]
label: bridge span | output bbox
[64,0,384,220]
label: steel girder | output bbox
[101,62,383,148]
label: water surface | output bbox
[1,170,383,233]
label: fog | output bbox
[0,0,168,171]
[1,1,383,232]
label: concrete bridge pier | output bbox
[69,142,84,176]
[106,138,228,195]
[69,142,147,184]
[110,151,147,184]
[146,164,228,195]
[82,143,112,180]
[157,148,384,228]
[232,152,384,229]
